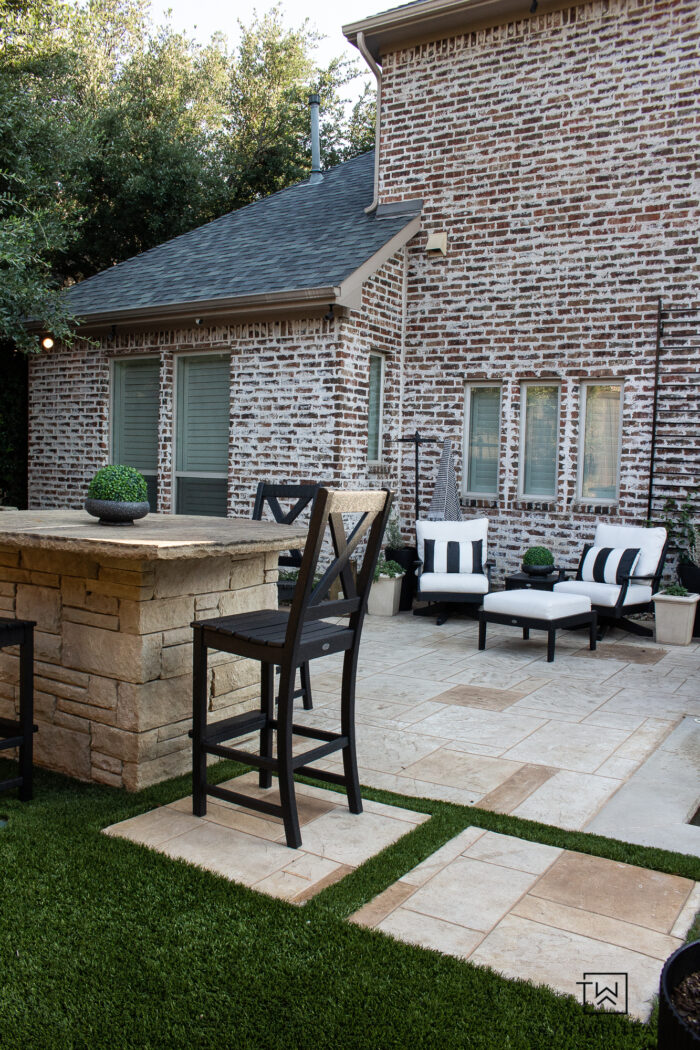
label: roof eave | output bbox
[343,0,584,60]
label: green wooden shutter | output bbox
[368,354,383,461]
[176,355,230,473]
[112,358,159,508]
[582,384,621,499]
[467,387,500,494]
[523,385,558,497]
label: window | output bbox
[175,354,230,516]
[112,358,159,509]
[463,385,501,496]
[367,353,384,463]
[580,382,623,501]
[520,384,559,498]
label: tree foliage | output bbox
[0,0,376,348]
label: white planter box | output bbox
[368,575,403,616]
[652,592,700,646]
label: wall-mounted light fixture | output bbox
[425,232,448,256]
[530,0,538,12]
[194,317,203,326]
[41,336,54,350]
[324,304,335,321]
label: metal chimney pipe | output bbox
[309,93,323,184]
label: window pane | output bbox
[113,359,159,472]
[467,387,500,494]
[368,355,383,461]
[523,385,558,497]
[176,356,230,473]
[176,477,228,517]
[582,384,621,499]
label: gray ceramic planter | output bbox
[85,499,150,525]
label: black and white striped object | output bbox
[423,538,483,574]
[576,546,640,584]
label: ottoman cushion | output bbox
[482,590,591,620]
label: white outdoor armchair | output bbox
[415,517,493,625]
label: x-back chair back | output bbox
[192,487,392,848]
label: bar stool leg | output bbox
[192,629,209,817]
[340,649,362,816]
[259,663,275,789]
[299,663,313,711]
[276,668,301,849]
[18,625,34,802]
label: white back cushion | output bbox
[593,524,666,578]
[416,518,489,564]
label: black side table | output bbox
[505,571,568,593]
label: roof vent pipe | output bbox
[309,93,323,184]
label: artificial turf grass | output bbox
[0,760,694,1049]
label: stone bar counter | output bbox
[0,511,306,790]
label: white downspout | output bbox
[356,31,381,214]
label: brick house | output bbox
[30,0,699,575]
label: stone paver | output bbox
[350,828,699,1020]
[104,771,428,902]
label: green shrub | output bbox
[373,557,404,582]
[662,583,689,597]
[87,465,148,503]
[522,546,554,566]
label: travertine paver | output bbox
[350,829,699,1020]
[304,612,700,852]
[104,771,428,902]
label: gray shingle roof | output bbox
[66,151,420,319]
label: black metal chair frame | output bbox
[192,487,392,848]
[478,607,597,663]
[252,482,320,710]
[581,537,669,639]
[0,618,36,800]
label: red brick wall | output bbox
[377,0,699,573]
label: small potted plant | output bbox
[368,557,405,616]
[658,939,700,1049]
[85,465,150,525]
[652,583,700,646]
[661,491,700,637]
[384,513,418,611]
[522,546,555,576]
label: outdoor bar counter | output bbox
[0,511,306,789]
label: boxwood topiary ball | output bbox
[87,465,148,503]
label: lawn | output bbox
[1,759,697,1050]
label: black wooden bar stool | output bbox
[0,617,37,801]
[252,482,320,711]
[192,487,392,848]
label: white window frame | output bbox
[110,354,160,500]
[367,351,385,465]
[518,381,561,500]
[172,351,231,514]
[577,379,624,503]
[462,383,502,499]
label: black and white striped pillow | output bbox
[576,546,640,585]
[423,538,483,575]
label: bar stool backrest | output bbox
[252,482,321,568]
[285,488,392,649]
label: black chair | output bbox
[192,487,392,848]
[252,482,320,710]
[0,618,36,800]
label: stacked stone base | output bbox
[0,547,278,790]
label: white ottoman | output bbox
[479,589,596,662]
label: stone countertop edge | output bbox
[0,510,308,561]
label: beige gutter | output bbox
[344,0,583,60]
[356,31,382,214]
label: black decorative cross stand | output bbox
[394,430,440,521]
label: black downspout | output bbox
[646,296,663,523]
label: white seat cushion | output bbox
[554,579,653,608]
[594,524,666,579]
[483,590,591,619]
[418,572,489,595]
